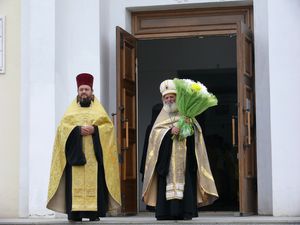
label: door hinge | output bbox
[135,57,138,76]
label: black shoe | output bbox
[68,218,82,222]
[184,216,192,220]
[89,217,100,221]
[156,216,171,220]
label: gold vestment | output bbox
[47,98,121,213]
[142,109,218,206]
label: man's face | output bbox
[163,93,176,104]
[78,85,93,100]
[77,85,93,107]
[162,93,177,113]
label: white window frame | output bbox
[0,16,5,74]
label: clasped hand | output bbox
[81,125,94,136]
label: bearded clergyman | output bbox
[141,79,218,220]
[47,73,121,221]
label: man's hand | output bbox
[171,126,180,135]
[81,126,95,136]
[185,117,192,124]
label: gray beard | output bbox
[163,102,178,113]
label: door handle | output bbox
[111,112,117,125]
[232,115,237,147]
[247,110,251,145]
[121,118,129,151]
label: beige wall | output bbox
[0,0,20,217]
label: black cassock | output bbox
[140,105,199,220]
[65,126,108,221]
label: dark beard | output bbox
[79,98,92,107]
[77,95,93,107]
[77,94,95,107]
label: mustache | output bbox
[77,94,94,102]
[76,95,95,107]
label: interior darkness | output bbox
[137,35,238,212]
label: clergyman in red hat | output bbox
[47,73,121,221]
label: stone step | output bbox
[1,215,300,225]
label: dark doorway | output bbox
[178,69,238,211]
[137,35,238,212]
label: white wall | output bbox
[99,0,111,109]
[55,0,101,122]
[0,0,21,217]
[253,0,273,215]
[254,0,300,216]
[268,0,300,216]
[22,0,56,217]
[20,0,30,217]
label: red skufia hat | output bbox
[76,73,94,88]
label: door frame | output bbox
[132,6,253,39]
[127,5,256,214]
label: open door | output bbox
[116,26,137,214]
[236,21,257,215]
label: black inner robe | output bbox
[155,130,198,220]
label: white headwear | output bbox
[160,79,176,96]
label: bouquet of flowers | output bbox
[173,78,218,141]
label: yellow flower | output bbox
[191,83,201,92]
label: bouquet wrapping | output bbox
[173,78,218,141]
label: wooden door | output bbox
[116,26,137,215]
[236,21,257,215]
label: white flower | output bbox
[197,81,209,95]
[183,79,194,86]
